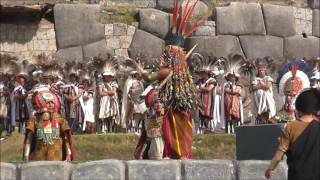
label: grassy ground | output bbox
[0,132,235,163]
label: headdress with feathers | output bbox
[241,56,277,77]
[223,54,246,79]
[277,60,314,94]
[63,61,82,78]
[190,53,225,75]
[168,0,207,46]
[16,60,34,79]
[0,54,19,79]
[87,55,119,78]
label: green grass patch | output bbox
[100,3,138,24]
[0,132,235,163]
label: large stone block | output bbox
[53,46,83,62]
[156,0,174,12]
[128,29,165,61]
[309,0,320,9]
[185,36,245,59]
[71,160,125,180]
[239,35,284,59]
[216,3,266,35]
[263,4,296,37]
[238,160,287,180]
[181,0,209,21]
[127,160,181,180]
[139,8,170,39]
[0,163,17,180]
[182,160,236,180]
[313,10,320,37]
[83,39,114,61]
[54,4,105,49]
[21,161,73,180]
[284,35,320,59]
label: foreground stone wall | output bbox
[0,160,288,180]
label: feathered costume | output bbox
[135,0,207,159]
[277,60,314,121]
[87,56,121,133]
[23,90,76,161]
[220,54,245,134]
[0,55,18,137]
[63,61,85,133]
[10,60,32,132]
[191,53,224,132]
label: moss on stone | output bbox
[100,3,139,24]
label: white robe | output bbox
[252,76,276,118]
[98,82,120,125]
[82,91,95,131]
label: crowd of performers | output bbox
[1,0,320,162]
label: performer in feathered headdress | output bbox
[309,57,320,88]
[134,0,207,159]
[88,56,121,133]
[220,54,245,134]
[79,70,96,134]
[63,61,85,133]
[250,57,277,124]
[276,60,314,121]
[10,59,32,133]
[23,90,76,161]
[191,53,224,134]
[0,54,18,139]
[121,69,147,133]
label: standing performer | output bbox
[277,60,313,122]
[98,61,120,133]
[80,73,95,133]
[193,54,224,133]
[251,58,276,124]
[221,56,245,134]
[23,90,76,161]
[10,60,30,133]
[0,60,17,139]
[121,71,147,133]
[135,0,206,159]
[63,64,84,133]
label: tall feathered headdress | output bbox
[190,53,225,75]
[63,61,82,79]
[223,54,246,80]
[44,61,64,80]
[277,60,314,95]
[87,54,119,78]
[169,0,206,46]
[0,54,19,79]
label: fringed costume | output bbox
[23,91,76,161]
[277,60,313,122]
[135,0,206,159]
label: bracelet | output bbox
[268,157,280,170]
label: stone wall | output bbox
[0,20,57,60]
[105,23,136,57]
[129,2,320,62]
[0,160,288,180]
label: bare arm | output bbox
[265,150,285,179]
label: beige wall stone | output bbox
[0,20,57,59]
